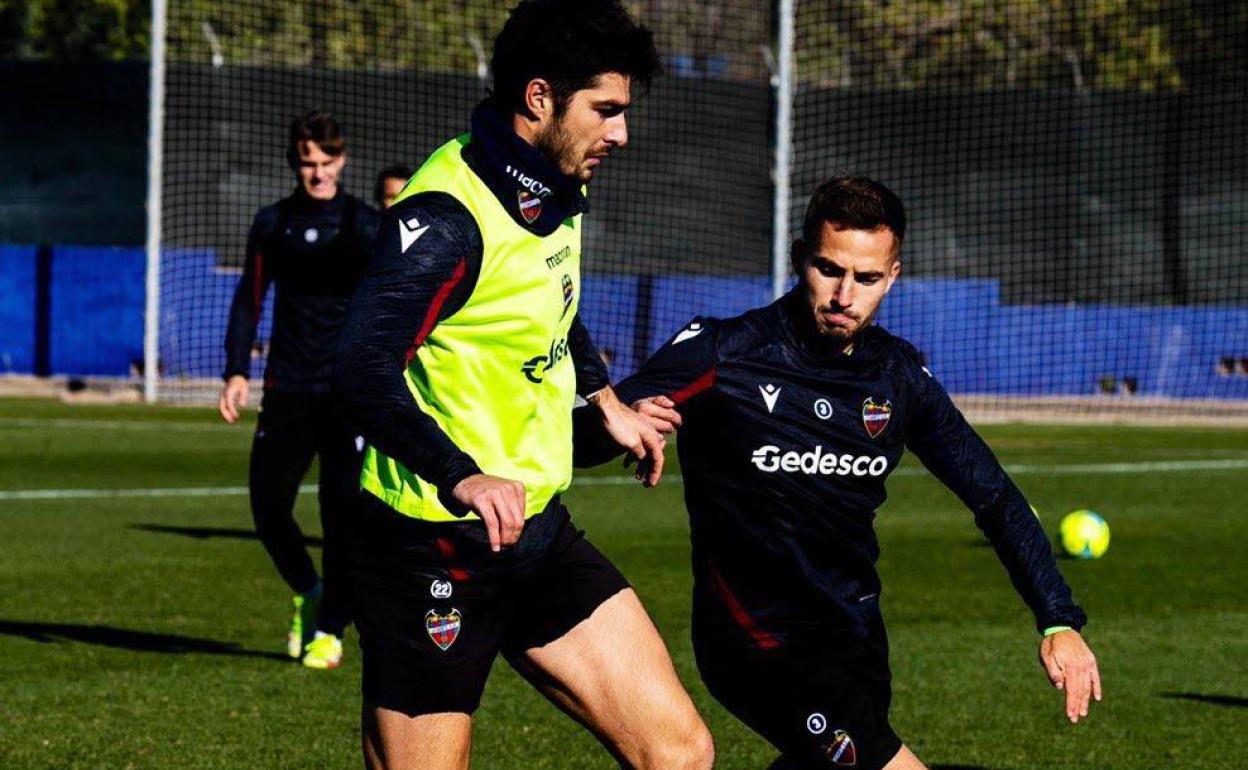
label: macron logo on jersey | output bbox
[759,383,781,413]
[399,217,429,253]
[751,445,889,477]
[672,322,704,345]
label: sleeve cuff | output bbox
[433,456,484,518]
[1043,625,1073,637]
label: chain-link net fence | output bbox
[148,0,1246,417]
[792,1,1247,420]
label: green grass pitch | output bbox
[1,399,1245,769]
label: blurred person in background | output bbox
[374,164,414,210]
[219,111,382,670]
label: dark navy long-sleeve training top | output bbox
[578,291,1086,651]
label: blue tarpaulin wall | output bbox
[1,246,1244,399]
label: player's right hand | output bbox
[1039,629,1102,724]
[452,474,526,553]
[218,375,250,424]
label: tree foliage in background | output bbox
[795,0,1245,91]
[0,0,149,59]
[167,0,508,72]
[1,0,1243,91]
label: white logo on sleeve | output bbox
[759,383,781,413]
[672,322,704,345]
[399,217,430,253]
[303,227,319,243]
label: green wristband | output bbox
[1043,625,1073,636]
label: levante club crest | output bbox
[560,273,575,319]
[425,609,462,651]
[518,191,543,224]
[861,397,892,439]
[826,730,857,766]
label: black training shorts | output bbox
[694,621,902,770]
[348,491,630,716]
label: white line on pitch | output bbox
[0,458,1244,502]
[577,457,1248,484]
[0,485,291,501]
[998,458,1248,475]
[0,418,233,432]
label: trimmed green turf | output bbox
[1,399,1245,769]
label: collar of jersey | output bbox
[287,186,345,213]
[466,101,589,236]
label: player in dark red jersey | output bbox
[577,176,1101,770]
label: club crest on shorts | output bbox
[825,730,857,766]
[425,608,461,651]
[861,397,892,439]
[518,191,543,224]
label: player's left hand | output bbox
[1039,629,1102,723]
[590,386,666,487]
[632,395,682,434]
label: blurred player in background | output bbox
[219,111,382,670]
[374,164,413,210]
[578,177,1101,770]
[334,1,713,768]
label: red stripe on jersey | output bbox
[435,537,471,582]
[707,564,781,650]
[671,367,716,405]
[252,251,265,319]
[406,258,467,364]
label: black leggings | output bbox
[250,390,362,636]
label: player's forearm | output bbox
[334,341,482,496]
[913,427,1085,631]
[975,482,1088,633]
[223,291,260,380]
[569,315,611,397]
[571,403,626,467]
[571,386,631,467]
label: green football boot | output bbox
[302,631,344,670]
[286,587,321,659]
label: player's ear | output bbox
[523,79,555,124]
[789,239,806,273]
[884,253,902,293]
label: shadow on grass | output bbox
[1159,692,1248,708]
[0,620,289,662]
[769,760,1004,770]
[131,523,322,547]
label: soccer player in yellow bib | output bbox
[333,1,713,768]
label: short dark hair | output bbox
[286,111,346,169]
[795,176,907,262]
[374,164,414,205]
[490,0,661,114]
